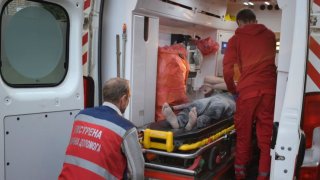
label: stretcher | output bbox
[142,117,236,179]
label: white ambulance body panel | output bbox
[0,0,84,179]
[271,0,309,179]
[130,15,159,126]
[4,111,78,180]
[273,0,296,123]
[2,0,315,179]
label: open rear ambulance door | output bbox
[0,0,84,179]
[270,0,320,179]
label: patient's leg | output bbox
[185,107,197,131]
[162,103,179,129]
[196,115,211,129]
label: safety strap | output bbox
[64,155,117,180]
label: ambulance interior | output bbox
[125,0,281,127]
[114,0,282,178]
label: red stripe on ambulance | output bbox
[82,32,88,46]
[307,36,320,89]
[82,0,91,69]
[82,32,89,65]
[82,51,88,65]
[84,0,91,11]
[307,61,320,89]
[309,36,320,59]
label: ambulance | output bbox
[0,0,318,179]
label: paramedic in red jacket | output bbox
[59,78,144,180]
[223,9,276,180]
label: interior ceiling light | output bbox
[248,2,254,6]
[243,2,249,5]
[264,2,270,5]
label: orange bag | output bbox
[196,37,219,56]
[155,44,190,121]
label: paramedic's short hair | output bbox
[236,9,256,23]
[103,77,130,103]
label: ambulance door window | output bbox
[0,0,69,87]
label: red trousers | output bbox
[234,94,275,180]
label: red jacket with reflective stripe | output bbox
[223,24,277,97]
[59,106,136,180]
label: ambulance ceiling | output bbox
[226,0,280,17]
[228,0,277,4]
[159,17,215,31]
[156,0,280,30]
[156,0,229,30]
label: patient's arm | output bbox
[200,76,227,97]
[212,82,227,90]
[204,76,225,84]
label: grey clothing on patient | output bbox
[176,93,236,129]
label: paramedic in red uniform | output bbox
[59,78,144,180]
[223,9,276,180]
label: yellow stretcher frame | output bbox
[143,125,235,152]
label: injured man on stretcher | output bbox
[162,76,236,131]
